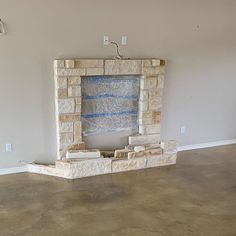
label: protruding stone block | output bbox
[54,60,65,68]
[65,60,75,68]
[75,59,104,68]
[112,157,146,173]
[114,149,129,159]
[66,149,101,159]
[128,148,162,159]
[129,134,160,145]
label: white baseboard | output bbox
[0,166,28,176]
[178,139,236,151]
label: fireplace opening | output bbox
[81,75,141,150]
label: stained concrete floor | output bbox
[0,145,236,236]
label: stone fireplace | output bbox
[27,59,177,179]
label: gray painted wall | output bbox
[0,0,236,168]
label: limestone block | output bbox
[86,68,104,75]
[139,124,161,134]
[161,140,178,153]
[75,59,104,68]
[139,100,148,112]
[149,89,163,99]
[151,59,161,67]
[140,77,158,89]
[68,76,81,85]
[68,86,81,97]
[129,134,160,145]
[69,158,112,178]
[139,118,152,125]
[74,135,82,143]
[67,142,85,151]
[105,60,142,75]
[134,146,145,152]
[146,155,165,168]
[157,75,165,88]
[75,97,82,104]
[128,148,162,159]
[56,68,86,77]
[74,121,82,137]
[112,157,146,173]
[142,59,152,67]
[59,114,80,122]
[58,89,67,98]
[59,122,73,132]
[65,60,75,68]
[75,104,81,113]
[57,77,67,89]
[149,97,162,110]
[152,111,161,123]
[143,66,165,76]
[114,149,129,159]
[27,164,71,178]
[54,60,65,68]
[58,99,75,114]
[66,149,101,159]
[163,152,177,164]
[60,133,73,144]
[139,90,148,101]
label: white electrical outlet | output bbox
[180,126,186,134]
[103,36,109,45]
[5,143,13,153]
[121,36,127,45]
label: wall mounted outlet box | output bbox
[103,36,109,45]
[5,143,13,153]
[121,36,127,45]
[180,126,186,134]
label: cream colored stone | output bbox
[161,140,178,153]
[140,77,158,90]
[68,86,81,97]
[59,114,80,122]
[146,155,166,168]
[54,60,65,68]
[149,89,163,99]
[134,146,145,152]
[149,97,162,110]
[142,59,152,67]
[114,149,129,159]
[74,135,82,143]
[129,134,160,145]
[139,90,148,101]
[75,104,81,113]
[66,149,101,159]
[139,118,152,125]
[86,68,104,75]
[151,59,161,66]
[57,89,67,98]
[139,100,148,112]
[56,68,86,76]
[112,157,146,173]
[68,76,81,85]
[75,59,104,68]
[105,60,142,75]
[57,77,67,89]
[139,124,161,134]
[59,122,73,132]
[157,75,165,88]
[69,158,112,178]
[143,66,165,76]
[128,148,162,159]
[60,133,73,144]
[65,60,75,68]
[58,99,75,114]
[67,142,85,151]
[75,97,82,104]
[74,121,82,137]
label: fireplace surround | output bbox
[27,58,177,179]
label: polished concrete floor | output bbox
[0,145,236,236]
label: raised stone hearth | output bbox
[27,58,178,179]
